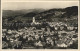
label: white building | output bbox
[31,17,41,25]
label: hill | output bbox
[2,6,78,23]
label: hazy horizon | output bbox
[2,1,79,10]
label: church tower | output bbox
[33,17,35,23]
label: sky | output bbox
[2,1,79,10]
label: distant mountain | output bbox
[35,6,78,20]
[2,9,46,18]
[2,10,24,18]
[2,6,78,22]
[62,6,78,18]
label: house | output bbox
[53,26,57,31]
[59,26,64,30]
[41,28,45,31]
[7,30,12,34]
[74,27,78,30]
[35,29,43,35]
[2,29,7,32]
[58,31,66,34]
[57,43,68,48]
[67,26,74,30]
[47,22,57,27]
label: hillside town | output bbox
[2,17,78,49]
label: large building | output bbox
[31,17,41,25]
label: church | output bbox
[31,17,41,25]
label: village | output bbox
[2,17,78,49]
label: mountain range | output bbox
[2,6,78,23]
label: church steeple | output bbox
[33,17,35,23]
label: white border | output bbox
[1,0,79,51]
